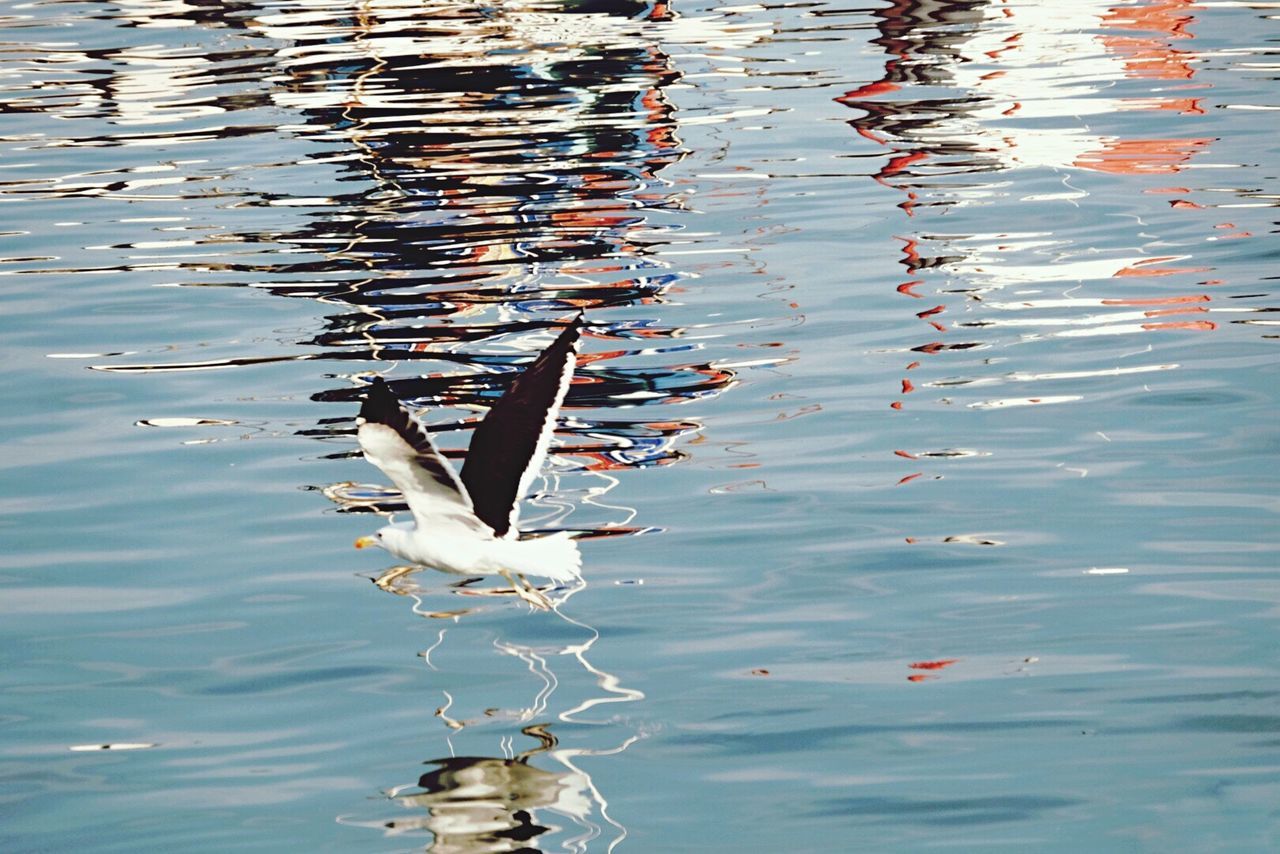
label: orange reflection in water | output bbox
[907,659,959,682]
[1103,0,1198,80]
[843,0,1213,184]
[1074,137,1211,175]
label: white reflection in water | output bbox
[338,581,643,852]
[69,742,157,751]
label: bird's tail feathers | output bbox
[506,531,582,582]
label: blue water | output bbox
[3,0,1279,850]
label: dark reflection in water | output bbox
[387,756,569,849]
[30,0,764,524]
[254,6,686,309]
[243,0,728,533]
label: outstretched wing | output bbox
[356,378,490,536]
[461,315,582,538]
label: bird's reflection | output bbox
[337,595,643,851]
[385,756,576,851]
[369,559,584,617]
[377,723,585,848]
[355,721,639,853]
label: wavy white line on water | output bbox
[930,364,1179,389]
[70,743,156,751]
[968,395,1083,410]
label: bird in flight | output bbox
[353,315,583,608]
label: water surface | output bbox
[2,0,1279,850]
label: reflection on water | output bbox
[4,0,1280,848]
[342,615,643,851]
[361,724,642,853]
[7,0,774,526]
[376,750,590,850]
[50,0,763,538]
[335,579,644,851]
[836,0,1275,425]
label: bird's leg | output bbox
[517,572,551,601]
[521,581,553,611]
[499,568,551,611]
[517,573,557,610]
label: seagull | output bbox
[353,315,584,608]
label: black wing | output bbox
[461,315,583,538]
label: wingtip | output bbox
[559,311,585,347]
[358,376,403,427]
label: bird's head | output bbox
[353,532,380,551]
[354,525,409,553]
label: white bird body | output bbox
[375,523,581,582]
[353,316,584,599]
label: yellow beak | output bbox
[354,536,378,550]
